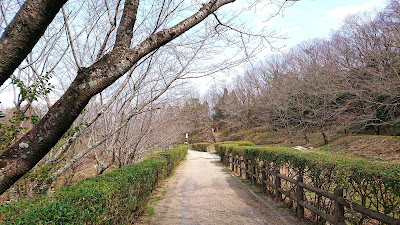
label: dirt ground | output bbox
[147,150,300,225]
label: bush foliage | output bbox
[189,142,211,152]
[0,145,188,224]
[215,142,400,221]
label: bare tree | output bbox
[331,2,400,134]
[179,96,211,142]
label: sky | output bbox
[0,0,389,108]
[270,0,386,50]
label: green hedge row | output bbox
[189,142,211,152]
[0,145,188,224]
[214,141,256,160]
[215,142,400,221]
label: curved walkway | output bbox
[149,150,299,225]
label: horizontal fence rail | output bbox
[226,154,400,225]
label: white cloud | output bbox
[327,0,386,21]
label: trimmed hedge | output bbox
[190,142,211,152]
[214,141,256,160]
[0,145,188,224]
[216,142,400,222]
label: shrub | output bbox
[237,141,255,146]
[217,141,400,221]
[0,145,188,224]
[215,141,256,159]
[190,142,210,152]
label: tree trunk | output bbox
[0,0,68,86]
[285,125,293,144]
[321,131,328,145]
[302,127,309,145]
[374,125,380,135]
[96,148,116,175]
[63,166,77,187]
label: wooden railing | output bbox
[226,154,400,225]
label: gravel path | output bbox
[150,150,299,225]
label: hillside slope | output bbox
[221,127,400,162]
[319,135,400,162]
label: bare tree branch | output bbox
[62,7,81,70]
[114,0,139,49]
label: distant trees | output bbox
[212,1,400,143]
[179,97,211,143]
[332,2,400,134]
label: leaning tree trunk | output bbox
[0,0,68,86]
[0,0,235,195]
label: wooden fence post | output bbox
[334,188,345,225]
[230,154,234,171]
[245,159,249,180]
[232,156,235,173]
[261,162,266,191]
[252,159,257,185]
[296,175,304,220]
[233,155,236,173]
[274,167,282,202]
[239,157,243,178]
[235,156,239,174]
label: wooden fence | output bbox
[225,154,400,225]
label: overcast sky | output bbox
[273,0,386,49]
